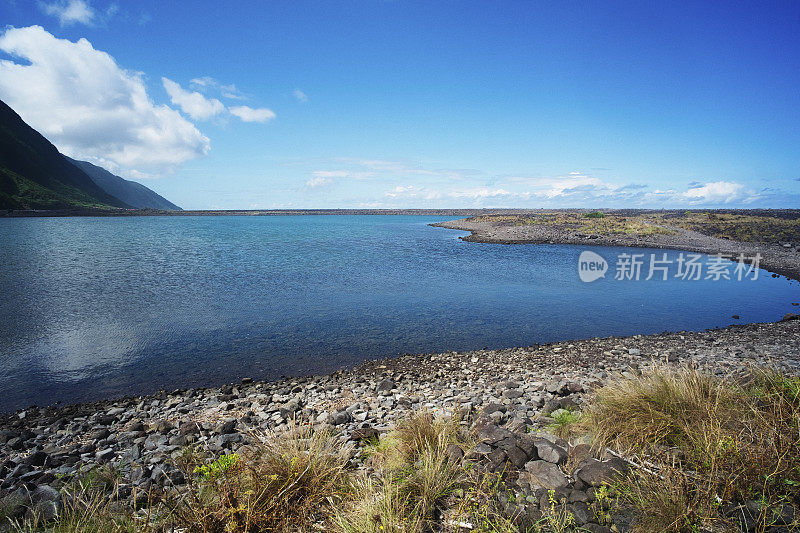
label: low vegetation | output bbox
[583,365,800,532]
[468,210,800,242]
[7,367,800,532]
[652,211,800,243]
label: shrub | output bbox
[584,211,605,218]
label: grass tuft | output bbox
[170,422,352,532]
[584,364,800,532]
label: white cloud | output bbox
[293,89,308,102]
[305,176,332,188]
[162,77,225,120]
[305,169,374,188]
[385,185,522,202]
[39,0,95,26]
[229,105,276,123]
[0,26,209,176]
[680,181,751,204]
[190,76,245,100]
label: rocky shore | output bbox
[2,318,799,529]
[433,216,800,281]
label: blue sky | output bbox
[1,1,799,209]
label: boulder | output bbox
[534,439,568,465]
[376,378,396,392]
[574,457,628,486]
[523,460,568,490]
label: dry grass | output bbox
[584,365,800,532]
[5,466,162,533]
[468,212,675,237]
[337,410,474,532]
[169,423,352,532]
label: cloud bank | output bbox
[301,159,766,208]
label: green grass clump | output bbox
[584,211,605,219]
[192,453,239,482]
[548,409,581,439]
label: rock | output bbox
[502,389,523,400]
[0,487,30,520]
[523,460,568,490]
[92,428,111,441]
[582,524,613,533]
[29,485,61,521]
[446,444,465,464]
[377,379,395,392]
[215,419,237,435]
[771,503,796,526]
[505,445,529,468]
[567,382,584,393]
[217,433,241,448]
[515,434,537,458]
[782,313,799,322]
[478,424,514,445]
[568,490,589,503]
[574,458,629,486]
[24,451,48,467]
[545,381,563,394]
[505,417,531,434]
[482,403,506,416]
[486,448,508,471]
[535,439,568,465]
[144,434,168,451]
[95,448,115,464]
[628,348,641,356]
[329,410,351,425]
[350,426,379,442]
[121,444,141,463]
[569,501,592,526]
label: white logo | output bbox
[578,250,608,282]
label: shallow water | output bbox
[1,215,798,412]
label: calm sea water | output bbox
[1,215,798,413]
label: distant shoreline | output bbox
[0,207,543,217]
[433,210,800,282]
[3,207,800,218]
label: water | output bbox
[1,215,798,413]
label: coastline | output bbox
[1,319,799,501]
[432,215,800,282]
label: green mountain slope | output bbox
[0,99,130,210]
[67,157,181,211]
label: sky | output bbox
[1,1,800,209]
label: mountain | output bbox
[0,99,131,210]
[66,157,181,211]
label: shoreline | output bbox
[3,207,800,219]
[1,319,798,494]
[432,215,800,282]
